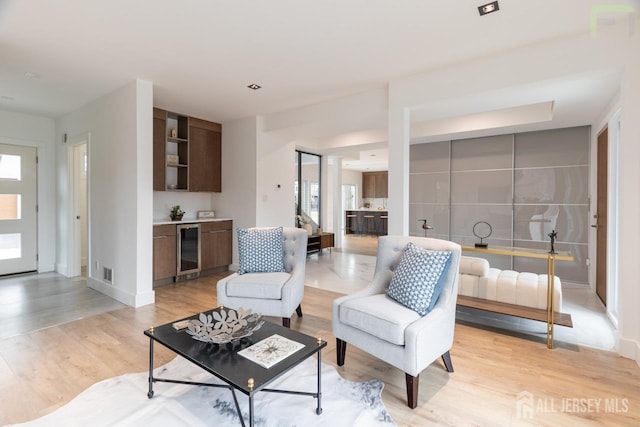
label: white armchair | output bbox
[332,235,461,408]
[217,227,308,328]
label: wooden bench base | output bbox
[457,295,573,328]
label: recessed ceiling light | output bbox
[478,1,499,16]
[247,83,261,90]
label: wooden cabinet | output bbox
[362,173,376,199]
[362,171,388,198]
[153,108,222,192]
[201,220,232,271]
[153,108,167,191]
[374,173,388,198]
[189,117,222,192]
[307,232,334,254]
[153,224,177,280]
[154,220,232,283]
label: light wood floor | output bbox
[1,274,638,426]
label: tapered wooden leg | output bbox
[282,317,291,328]
[441,351,454,373]
[405,373,419,409]
[336,338,347,366]
[296,304,303,318]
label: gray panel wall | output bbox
[409,126,590,283]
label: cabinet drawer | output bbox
[201,220,232,233]
[153,224,176,237]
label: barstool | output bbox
[361,214,375,236]
[377,214,388,236]
[346,213,359,235]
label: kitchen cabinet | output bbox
[189,117,222,192]
[153,108,222,192]
[153,108,167,191]
[153,224,177,280]
[153,220,232,284]
[362,171,388,198]
[200,220,232,271]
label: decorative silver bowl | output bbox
[186,307,263,344]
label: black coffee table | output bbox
[144,307,327,427]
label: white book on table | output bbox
[238,334,305,369]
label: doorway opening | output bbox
[68,136,89,278]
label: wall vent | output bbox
[103,267,113,283]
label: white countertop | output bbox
[153,218,232,225]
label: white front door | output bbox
[0,144,37,275]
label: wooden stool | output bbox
[377,215,388,235]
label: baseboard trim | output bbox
[618,337,640,367]
[87,277,154,307]
[55,263,68,276]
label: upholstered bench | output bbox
[457,256,572,327]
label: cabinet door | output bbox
[375,172,388,198]
[320,233,334,249]
[189,120,222,192]
[153,108,167,191]
[362,173,376,198]
[153,235,176,280]
[202,230,232,270]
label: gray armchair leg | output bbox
[441,351,454,373]
[336,338,347,366]
[405,373,419,409]
[282,318,291,328]
[296,304,303,317]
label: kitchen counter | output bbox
[345,210,388,236]
[153,218,233,226]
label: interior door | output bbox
[0,144,37,275]
[595,128,608,305]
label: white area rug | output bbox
[11,356,396,427]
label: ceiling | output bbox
[0,0,636,171]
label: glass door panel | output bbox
[0,144,37,275]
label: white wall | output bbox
[211,116,258,268]
[56,80,154,307]
[256,117,296,228]
[616,23,640,366]
[0,109,56,272]
[153,191,212,221]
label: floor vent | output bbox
[103,267,113,283]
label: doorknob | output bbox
[591,214,597,228]
[76,215,81,219]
